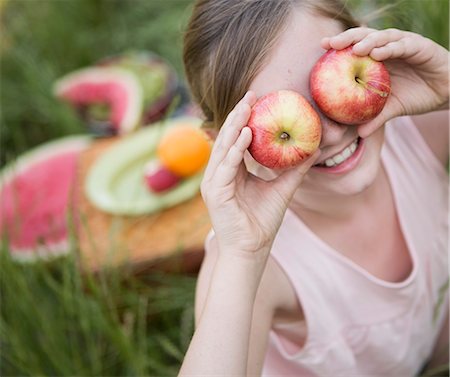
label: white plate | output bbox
[85,117,204,215]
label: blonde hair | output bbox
[183,0,359,129]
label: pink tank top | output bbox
[262,116,449,376]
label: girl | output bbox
[179,0,449,375]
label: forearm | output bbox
[178,248,269,376]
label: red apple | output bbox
[247,90,322,169]
[144,160,181,193]
[310,46,391,124]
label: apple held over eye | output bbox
[247,90,321,169]
[310,46,391,124]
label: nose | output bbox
[310,101,350,149]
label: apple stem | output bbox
[355,77,389,98]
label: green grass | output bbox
[1,246,197,376]
[0,0,448,376]
[0,2,198,375]
[349,0,449,48]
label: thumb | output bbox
[272,149,321,200]
[357,99,400,138]
[357,113,388,138]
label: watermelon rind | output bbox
[0,135,91,262]
[53,67,143,135]
[85,116,205,216]
[7,240,71,263]
[0,136,91,185]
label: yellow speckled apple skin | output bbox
[310,46,390,125]
[247,90,322,169]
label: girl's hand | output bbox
[321,27,449,137]
[202,91,320,255]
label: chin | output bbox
[302,161,380,197]
[330,163,381,195]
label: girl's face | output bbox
[248,9,385,197]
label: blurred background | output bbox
[1,0,448,376]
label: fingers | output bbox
[321,27,419,62]
[365,36,429,65]
[367,41,406,61]
[351,28,404,56]
[321,27,377,50]
[203,91,257,182]
[357,98,397,138]
[213,127,253,187]
[272,149,321,201]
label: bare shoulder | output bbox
[409,110,449,167]
[257,254,304,320]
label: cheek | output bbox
[363,126,385,160]
[302,129,386,190]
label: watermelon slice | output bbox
[54,67,143,135]
[0,136,91,261]
[97,51,178,125]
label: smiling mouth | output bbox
[314,137,361,167]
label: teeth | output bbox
[341,148,352,159]
[333,154,345,164]
[322,138,359,167]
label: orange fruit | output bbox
[157,125,211,177]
